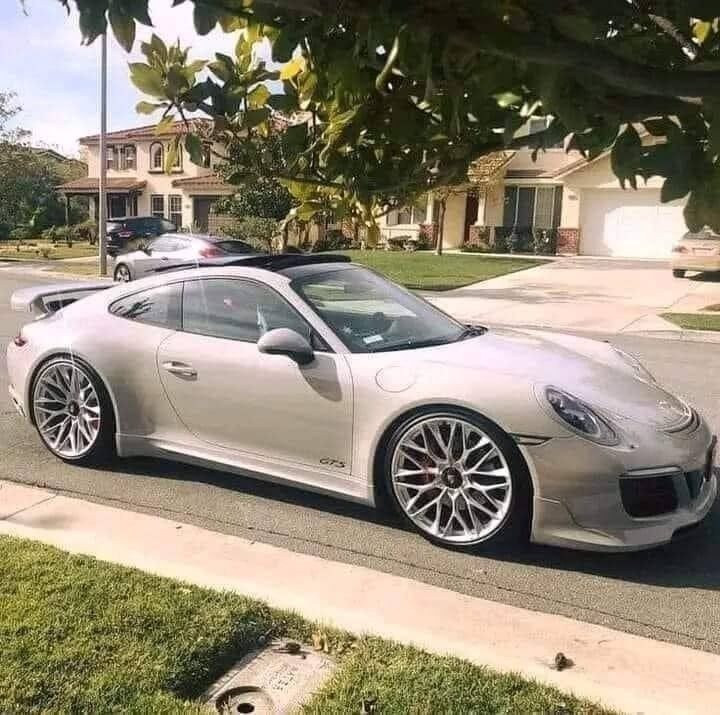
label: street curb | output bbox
[1,480,719,715]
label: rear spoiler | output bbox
[11,281,113,315]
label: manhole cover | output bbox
[203,640,336,714]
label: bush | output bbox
[40,247,52,259]
[73,219,98,244]
[9,225,32,242]
[52,226,72,242]
[220,216,279,253]
[312,228,352,253]
[41,226,58,243]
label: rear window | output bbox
[214,240,255,254]
[107,222,121,231]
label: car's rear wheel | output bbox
[383,408,531,551]
[114,263,132,282]
[31,357,115,465]
[672,269,686,278]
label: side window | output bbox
[182,278,311,343]
[109,283,182,329]
[149,237,175,252]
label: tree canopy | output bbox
[55,1,720,231]
[0,92,86,237]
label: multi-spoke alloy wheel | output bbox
[390,414,517,546]
[33,360,102,459]
[114,264,131,282]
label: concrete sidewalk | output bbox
[2,479,719,715]
[428,256,720,336]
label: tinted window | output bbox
[109,283,182,329]
[214,240,255,254]
[183,278,310,343]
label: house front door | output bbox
[108,195,127,218]
[193,197,218,232]
[464,193,479,243]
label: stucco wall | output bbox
[84,139,214,228]
[441,193,467,248]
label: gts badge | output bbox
[320,457,346,469]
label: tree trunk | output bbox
[280,223,289,252]
[435,197,446,256]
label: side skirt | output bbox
[117,434,373,506]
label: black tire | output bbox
[30,356,116,466]
[673,269,686,278]
[114,263,132,282]
[381,407,532,552]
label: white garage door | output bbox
[579,189,686,258]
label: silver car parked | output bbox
[112,233,257,282]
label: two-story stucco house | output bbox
[379,123,688,259]
[58,121,234,232]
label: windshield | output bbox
[292,266,477,353]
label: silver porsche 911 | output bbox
[7,254,717,552]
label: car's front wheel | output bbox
[31,357,116,465]
[383,408,532,551]
[114,263,132,282]
[672,269,686,278]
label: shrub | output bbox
[9,225,32,242]
[41,226,58,242]
[73,219,98,244]
[312,228,352,253]
[40,247,52,259]
[52,226,72,242]
[220,216,280,253]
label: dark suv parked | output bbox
[106,216,177,256]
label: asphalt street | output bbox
[2,266,720,654]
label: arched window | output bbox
[150,142,164,171]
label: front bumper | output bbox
[523,422,717,552]
[671,256,720,272]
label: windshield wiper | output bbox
[369,336,455,353]
[455,324,488,341]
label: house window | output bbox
[387,196,428,226]
[169,195,182,228]
[106,146,117,170]
[150,142,164,171]
[503,186,562,229]
[151,194,165,219]
[122,145,136,170]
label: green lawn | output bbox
[661,312,720,332]
[336,250,544,290]
[0,536,611,714]
[0,240,97,261]
[41,262,106,277]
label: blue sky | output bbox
[0,0,239,155]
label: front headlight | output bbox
[545,387,620,446]
[612,347,655,383]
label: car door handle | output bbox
[161,256,169,261]
[162,361,197,378]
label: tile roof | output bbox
[57,178,147,193]
[79,119,211,144]
[171,174,235,192]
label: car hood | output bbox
[397,327,692,430]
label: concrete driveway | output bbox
[429,257,720,334]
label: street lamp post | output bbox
[98,31,108,277]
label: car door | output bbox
[157,277,354,473]
[134,236,181,277]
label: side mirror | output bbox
[257,328,314,366]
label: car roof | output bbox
[153,253,353,276]
[108,215,159,222]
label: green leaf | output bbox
[184,134,204,165]
[165,137,180,172]
[693,20,712,44]
[194,5,218,35]
[136,101,164,115]
[248,84,271,109]
[129,62,165,97]
[661,175,690,203]
[281,123,308,156]
[280,57,305,81]
[186,60,208,75]
[243,108,271,129]
[109,7,136,52]
[150,34,168,62]
[155,116,175,135]
[267,94,296,111]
